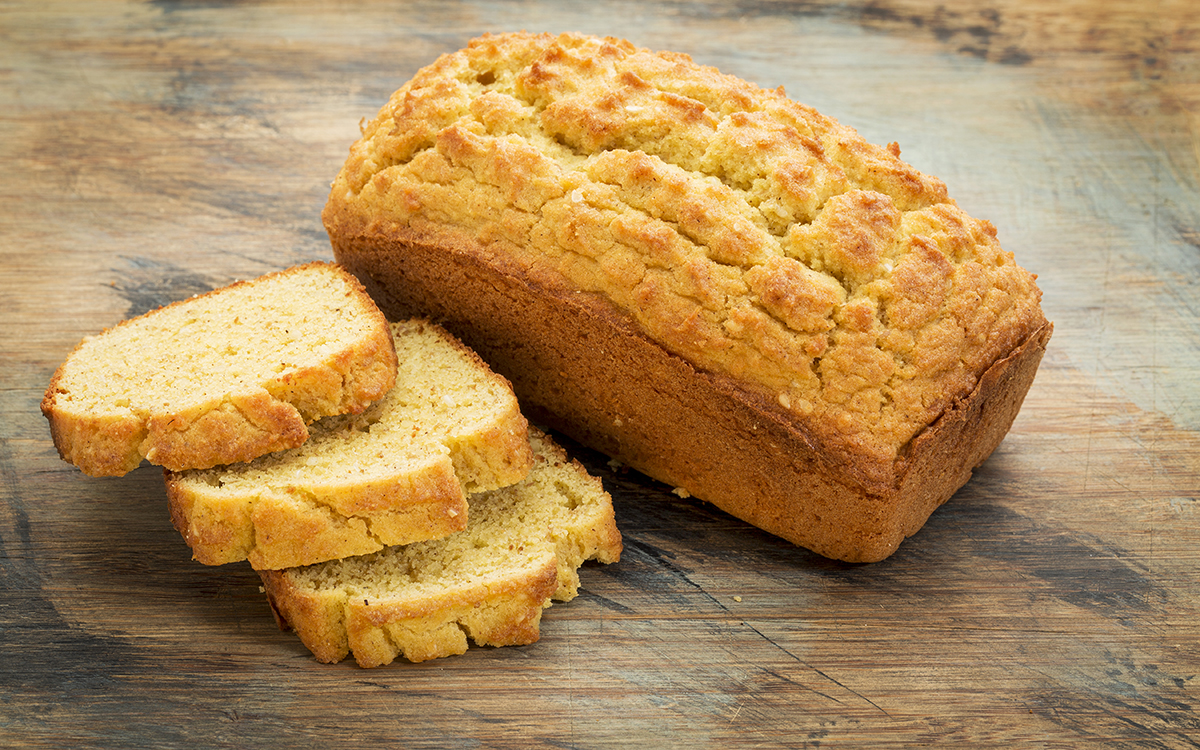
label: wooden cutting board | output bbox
[3,1,1197,746]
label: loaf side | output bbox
[335,233,1050,562]
[325,32,1052,561]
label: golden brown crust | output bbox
[259,429,622,667]
[262,555,558,666]
[324,32,1052,561]
[165,457,469,569]
[333,230,1048,563]
[165,319,534,570]
[347,558,557,667]
[42,262,398,476]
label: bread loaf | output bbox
[42,262,397,477]
[323,32,1052,562]
[166,319,533,570]
[259,429,622,667]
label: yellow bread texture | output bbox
[43,262,397,477]
[259,428,622,667]
[166,319,533,570]
[323,32,1052,562]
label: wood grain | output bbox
[2,1,1197,747]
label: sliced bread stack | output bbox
[261,428,623,667]
[164,316,537,570]
[43,262,622,667]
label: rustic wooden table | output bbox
[3,1,1197,747]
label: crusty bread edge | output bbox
[164,457,471,569]
[258,426,623,667]
[407,320,536,494]
[41,261,399,476]
[260,553,559,667]
[161,317,536,571]
[330,229,1051,563]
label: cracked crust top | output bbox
[42,262,398,477]
[323,32,1047,488]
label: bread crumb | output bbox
[672,487,691,498]
[733,596,742,603]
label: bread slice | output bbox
[42,262,398,477]
[165,319,534,570]
[259,429,622,667]
[323,32,1052,562]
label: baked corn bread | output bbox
[166,319,533,570]
[324,32,1052,562]
[42,262,397,477]
[259,429,622,667]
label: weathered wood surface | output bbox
[3,1,1198,747]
